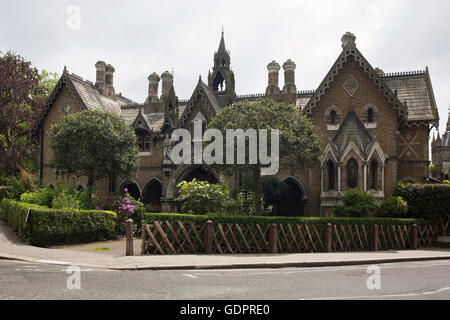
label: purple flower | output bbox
[124,188,128,193]
[95,206,101,210]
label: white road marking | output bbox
[36,260,71,265]
[303,286,450,300]
[183,274,199,279]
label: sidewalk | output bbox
[1,220,450,271]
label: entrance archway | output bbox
[120,181,141,200]
[142,179,163,212]
[276,178,307,217]
[181,166,218,184]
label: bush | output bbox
[334,188,377,217]
[394,183,450,218]
[0,199,116,246]
[4,170,37,200]
[20,187,57,208]
[176,179,233,215]
[377,196,408,218]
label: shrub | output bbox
[20,187,57,208]
[5,170,37,200]
[377,196,408,218]
[176,179,233,215]
[0,199,116,246]
[394,183,450,218]
[334,188,377,217]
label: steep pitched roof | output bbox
[381,70,439,124]
[303,42,408,121]
[35,70,134,132]
[179,78,222,128]
[333,111,374,155]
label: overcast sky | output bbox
[1,0,449,135]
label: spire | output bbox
[447,108,450,131]
[218,28,226,53]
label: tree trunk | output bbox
[252,166,263,216]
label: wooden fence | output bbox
[139,219,442,255]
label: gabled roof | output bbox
[333,111,374,155]
[121,106,165,133]
[303,42,408,122]
[35,70,134,132]
[382,69,439,124]
[179,78,222,128]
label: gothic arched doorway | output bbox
[142,179,163,212]
[181,166,218,185]
[120,182,141,201]
[276,178,307,217]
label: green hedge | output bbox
[394,183,450,218]
[0,199,117,247]
[143,212,426,227]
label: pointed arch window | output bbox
[327,160,336,191]
[347,158,359,189]
[136,129,151,152]
[330,110,337,125]
[370,159,378,190]
[368,108,374,123]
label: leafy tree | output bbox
[207,98,322,215]
[0,52,47,180]
[377,196,408,218]
[50,109,139,189]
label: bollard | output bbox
[204,220,214,254]
[125,219,134,256]
[325,223,332,252]
[372,224,379,251]
[269,224,278,254]
[411,224,418,249]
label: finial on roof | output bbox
[63,65,67,74]
[199,74,202,82]
[341,31,356,49]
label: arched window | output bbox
[136,129,151,152]
[330,110,337,125]
[327,160,336,191]
[367,108,374,123]
[347,158,359,189]
[370,159,378,190]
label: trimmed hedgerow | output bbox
[0,199,117,247]
[143,212,427,227]
[394,183,450,218]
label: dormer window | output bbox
[136,129,151,152]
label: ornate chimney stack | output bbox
[161,71,173,97]
[146,72,160,104]
[341,32,356,49]
[266,60,281,99]
[105,64,116,98]
[282,59,297,105]
[95,61,107,94]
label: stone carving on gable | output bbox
[343,75,359,97]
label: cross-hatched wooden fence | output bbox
[139,219,441,255]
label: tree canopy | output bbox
[207,98,322,215]
[0,52,53,180]
[50,109,139,188]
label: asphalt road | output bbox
[0,259,449,300]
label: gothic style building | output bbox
[36,32,440,216]
[432,112,450,180]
